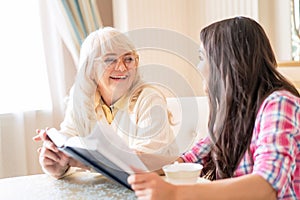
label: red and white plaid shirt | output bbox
[181,90,300,199]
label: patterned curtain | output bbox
[59,0,102,56]
[291,0,300,61]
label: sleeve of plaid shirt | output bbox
[180,136,212,165]
[252,92,300,198]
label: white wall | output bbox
[113,0,205,97]
[278,65,300,90]
[112,0,298,97]
[258,0,292,61]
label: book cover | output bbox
[46,121,149,190]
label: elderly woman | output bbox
[34,27,178,178]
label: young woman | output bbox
[33,27,178,178]
[128,16,300,200]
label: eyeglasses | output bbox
[101,53,138,69]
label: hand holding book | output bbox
[37,120,179,189]
[33,129,73,178]
[45,121,149,189]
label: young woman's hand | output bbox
[128,172,177,200]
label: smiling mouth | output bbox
[110,75,128,80]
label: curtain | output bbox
[38,0,102,125]
[0,0,102,178]
[0,111,54,178]
[35,0,102,176]
[291,0,300,61]
[0,0,55,178]
[56,0,103,68]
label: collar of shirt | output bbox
[94,90,129,124]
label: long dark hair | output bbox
[200,16,299,179]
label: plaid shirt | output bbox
[181,90,300,199]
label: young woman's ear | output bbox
[135,54,139,67]
[203,80,209,95]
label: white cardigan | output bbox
[59,87,178,157]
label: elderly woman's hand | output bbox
[33,129,70,178]
[33,129,89,178]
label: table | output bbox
[0,171,136,200]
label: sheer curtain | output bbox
[38,0,102,126]
[0,0,54,178]
[0,0,102,178]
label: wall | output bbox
[95,0,205,96]
[112,0,299,97]
[278,62,300,90]
[258,0,292,61]
[113,0,204,97]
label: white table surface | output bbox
[0,171,136,200]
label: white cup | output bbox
[162,162,203,185]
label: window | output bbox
[291,0,300,61]
[0,1,51,113]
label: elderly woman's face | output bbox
[96,50,138,101]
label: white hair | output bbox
[72,27,141,136]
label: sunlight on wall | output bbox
[0,0,51,113]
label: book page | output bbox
[46,128,68,148]
[65,120,149,174]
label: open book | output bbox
[46,121,148,190]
